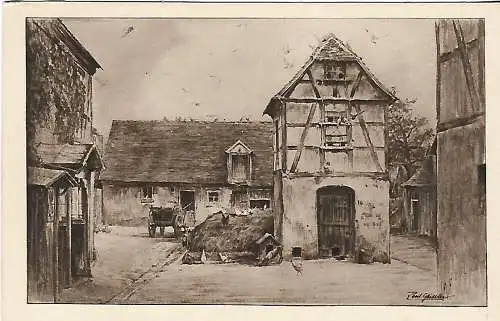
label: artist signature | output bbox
[406,291,452,302]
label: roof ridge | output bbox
[111,119,272,124]
[311,33,360,61]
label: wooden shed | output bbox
[435,19,486,305]
[402,154,436,239]
[27,166,77,303]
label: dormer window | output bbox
[226,140,253,184]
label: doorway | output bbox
[411,199,420,232]
[317,186,355,258]
[180,190,195,211]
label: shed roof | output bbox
[38,143,104,170]
[28,166,77,187]
[403,166,436,187]
[101,120,274,186]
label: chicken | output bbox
[291,259,303,275]
[218,252,231,263]
[221,213,230,226]
[201,249,207,263]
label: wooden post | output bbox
[52,188,60,303]
[82,179,91,276]
[435,21,441,125]
[281,102,287,171]
[66,190,72,286]
[306,69,326,172]
[478,19,485,108]
[89,171,96,263]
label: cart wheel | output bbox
[159,226,165,237]
[148,225,156,238]
[173,224,180,238]
[172,219,181,238]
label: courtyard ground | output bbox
[60,227,440,305]
[59,226,181,303]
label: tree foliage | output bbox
[26,20,89,166]
[386,96,434,177]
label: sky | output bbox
[64,18,437,140]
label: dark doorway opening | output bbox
[180,190,195,211]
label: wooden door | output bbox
[317,186,355,258]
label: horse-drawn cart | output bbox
[148,206,180,237]
[147,204,196,238]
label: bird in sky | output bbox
[121,25,135,38]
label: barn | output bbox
[264,34,396,261]
[100,120,274,227]
[402,147,437,239]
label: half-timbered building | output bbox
[435,19,486,305]
[264,34,396,261]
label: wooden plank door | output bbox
[317,187,354,258]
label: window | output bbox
[226,140,253,183]
[140,185,156,203]
[250,199,270,209]
[232,154,249,180]
[324,63,345,80]
[208,191,219,203]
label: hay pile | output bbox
[188,209,274,254]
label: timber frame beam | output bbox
[453,19,483,113]
[277,96,388,104]
[349,72,384,172]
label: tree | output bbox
[386,96,434,178]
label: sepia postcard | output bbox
[2,2,500,321]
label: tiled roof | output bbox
[28,166,77,187]
[100,120,274,186]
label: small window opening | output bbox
[141,185,156,203]
[208,191,219,203]
[250,199,270,209]
[332,86,339,97]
